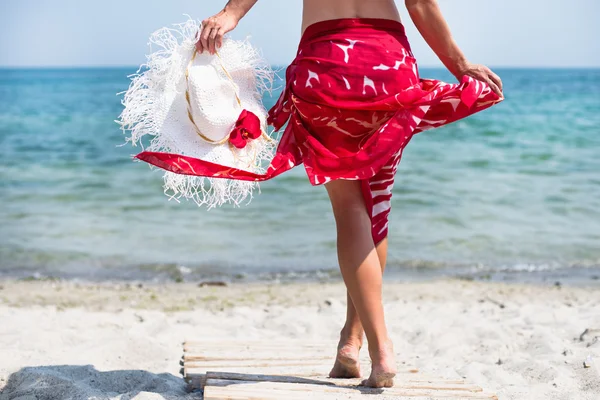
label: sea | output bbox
[1,67,599,284]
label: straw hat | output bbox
[118,18,275,208]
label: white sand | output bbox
[0,279,599,399]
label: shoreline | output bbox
[2,262,600,288]
[1,279,599,399]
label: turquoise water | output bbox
[1,67,599,283]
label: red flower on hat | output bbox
[229,109,261,149]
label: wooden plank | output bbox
[205,380,493,399]
[184,359,415,378]
[183,341,333,352]
[184,363,326,385]
[205,392,489,400]
[186,371,464,392]
[183,353,388,368]
[182,343,415,367]
[184,354,333,362]
[183,350,379,361]
[184,348,331,354]
[204,388,497,400]
[184,361,412,375]
[186,369,325,379]
[186,368,325,386]
[185,360,335,368]
[204,371,464,385]
[203,379,498,400]
[182,352,417,374]
[205,371,336,386]
[205,372,482,392]
[204,386,332,400]
[184,359,422,376]
[184,340,332,346]
[183,346,334,358]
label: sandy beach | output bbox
[0,279,598,399]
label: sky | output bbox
[1,0,599,68]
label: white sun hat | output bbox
[118,18,275,208]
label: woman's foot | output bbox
[329,335,362,378]
[361,339,397,388]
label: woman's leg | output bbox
[325,179,396,388]
[329,238,388,379]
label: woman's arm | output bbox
[405,0,503,97]
[197,0,258,55]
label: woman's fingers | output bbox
[485,76,502,98]
[482,66,503,96]
[489,70,503,92]
[198,24,207,53]
[196,9,240,55]
[197,18,226,55]
[208,27,219,54]
[216,28,224,50]
[195,24,206,53]
[200,20,213,54]
[463,64,503,98]
[198,18,216,54]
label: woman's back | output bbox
[302,0,402,33]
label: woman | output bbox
[196,0,503,388]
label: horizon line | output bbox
[1,64,600,70]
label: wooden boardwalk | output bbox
[182,341,498,399]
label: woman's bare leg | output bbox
[325,180,396,388]
[330,238,388,378]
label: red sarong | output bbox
[137,18,502,244]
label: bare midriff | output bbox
[302,0,402,33]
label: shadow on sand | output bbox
[0,365,198,400]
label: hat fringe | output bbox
[118,18,275,209]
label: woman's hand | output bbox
[405,0,504,98]
[196,10,239,55]
[455,62,504,98]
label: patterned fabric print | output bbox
[135,18,502,245]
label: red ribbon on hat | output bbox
[229,109,261,149]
